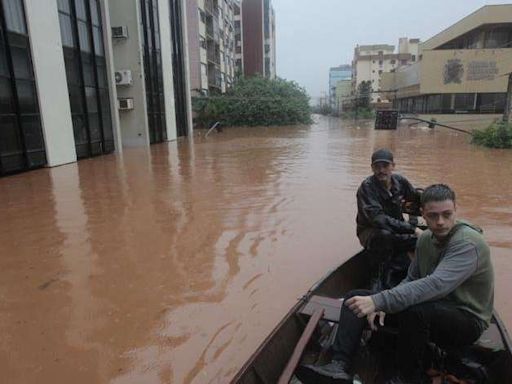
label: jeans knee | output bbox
[342,289,373,305]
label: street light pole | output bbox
[504,72,512,123]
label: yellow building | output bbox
[381,5,512,115]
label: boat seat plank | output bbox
[278,308,324,384]
[300,295,343,323]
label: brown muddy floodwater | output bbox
[1,115,511,384]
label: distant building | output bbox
[352,39,419,104]
[381,5,512,115]
[329,65,352,109]
[335,79,352,114]
[186,0,237,95]
[234,1,244,75]
[241,0,276,78]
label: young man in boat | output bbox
[305,184,494,383]
[356,148,423,289]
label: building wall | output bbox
[109,0,150,147]
[422,5,512,50]
[186,0,201,92]
[420,48,512,94]
[242,0,264,76]
[24,0,76,166]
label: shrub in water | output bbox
[471,121,512,149]
[192,76,312,127]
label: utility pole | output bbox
[504,72,512,123]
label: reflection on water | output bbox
[0,115,511,383]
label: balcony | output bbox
[206,18,220,41]
[207,43,220,65]
[208,68,222,89]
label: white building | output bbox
[352,38,419,103]
[186,0,237,95]
[0,0,192,176]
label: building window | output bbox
[58,0,114,158]
[412,55,416,62]
[390,59,396,64]
[0,0,46,175]
[199,9,206,23]
[378,70,382,75]
[378,60,383,66]
[141,0,166,144]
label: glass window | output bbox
[0,43,8,76]
[2,0,26,34]
[58,0,71,13]
[0,115,22,153]
[85,87,98,113]
[11,46,32,80]
[93,26,104,56]
[0,77,14,113]
[21,115,44,150]
[74,0,88,20]
[90,0,100,26]
[68,85,84,113]
[59,13,75,47]
[16,80,38,114]
[78,21,91,52]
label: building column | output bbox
[158,0,178,141]
[109,0,150,147]
[99,0,122,153]
[24,0,76,167]
[181,0,194,136]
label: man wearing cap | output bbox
[356,148,422,288]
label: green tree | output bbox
[472,121,512,148]
[192,76,312,127]
[356,80,372,109]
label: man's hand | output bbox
[346,296,376,318]
[367,311,386,331]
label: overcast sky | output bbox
[272,0,510,100]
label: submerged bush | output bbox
[192,76,312,127]
[471,121,512,149]
[340,108,375,119]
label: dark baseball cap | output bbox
[371,149,394,165]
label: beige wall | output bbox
[420,48,512,94]
[422,5,512,50]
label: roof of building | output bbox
[358,44,394,51]
[421,4,512,50]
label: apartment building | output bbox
[234,0,243,74]
[329,65,351,109]
[0,0,192,177]
[352,39,419,103]
[381,5,512,115]
[186,0,237,95]
[241,0,275,79]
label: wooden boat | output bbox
[230,250,512,384]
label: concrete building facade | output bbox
[329,64,351,109]
[381,5,512,115]
[352,39,419,104]
[0,0,192,177]
[335,79,352,114]
[241,0,275,79]
[186,0,237,95]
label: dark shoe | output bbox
[302,360,352,381]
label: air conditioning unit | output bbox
[115,70,132,86]
[112,26,128,39]
[118,98,134,111]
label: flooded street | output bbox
[1,115,511,384]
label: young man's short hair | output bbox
[421,184,456,207]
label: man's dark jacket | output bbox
[356,174,419,238]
